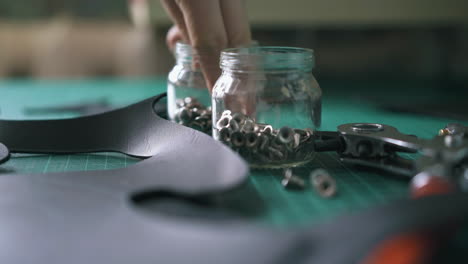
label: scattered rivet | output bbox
[310,168,337,198]
[282,168,305,190]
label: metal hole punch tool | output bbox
[312,123,468,185]
[311,122,468,263]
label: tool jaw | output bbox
[336,123,468,181]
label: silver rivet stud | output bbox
[229,119,240,132]
[178,108,192,123]
[310,168,337,198]
[231,131,245,148]
[216,116,231,129]
[282,169,305,190]
[219,127,232,143]
[278,126,294,144]
[244,132,259,148]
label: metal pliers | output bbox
[313,123,468,187]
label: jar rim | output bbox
[175,41,192,50]
[220,46,315,72]
[174,42,195,63]
[222,46,314,56]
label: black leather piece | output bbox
[0,92,248,196]
[0,172,467,264]
[0,94,168,157]
[0,94,467,263]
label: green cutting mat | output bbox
[0,78,464,227]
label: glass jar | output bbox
[212,47,322,168]
[167,42,212,133]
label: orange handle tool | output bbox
[362,173,455,264]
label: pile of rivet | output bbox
[215,110,316,167]
[174,97,212,133]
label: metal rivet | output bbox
[244,132,259,148]
[178,108,192,123]
[232,112,246,125]
[216,116,231,129]
[183,97,194,105]
[271,128,279,137]
[242,119,255,133]
[261,125,273,135]
[231,131,245,148]
[278,126,294,144]
[176,99,184,108]
[282,169,305,190]
[310,169,337,198]
[268,146,284,160]
[199,110,210,117]
[219,127,232,143]
[194,115,208,122]
[294,128,308,142]
[191,108,201,118]
[253,123,267,133]
[229,119,240,132]
[293,133,301,148]
[259,134,270,151]
[173,97,213,133]
[221,110,232,117]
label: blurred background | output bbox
[0,0,467,95]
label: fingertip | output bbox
[195,48,223,93]
[166,25,186,52]
[202,66,221,93]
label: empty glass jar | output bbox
[212,47,322,168]
[167,42,212,133]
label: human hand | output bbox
[161,0,252,92]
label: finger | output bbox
[176,0,228,91]
[160,0,189,42]
[220,0,254,115]
[220,0,252,47]
[166,25,186,51]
